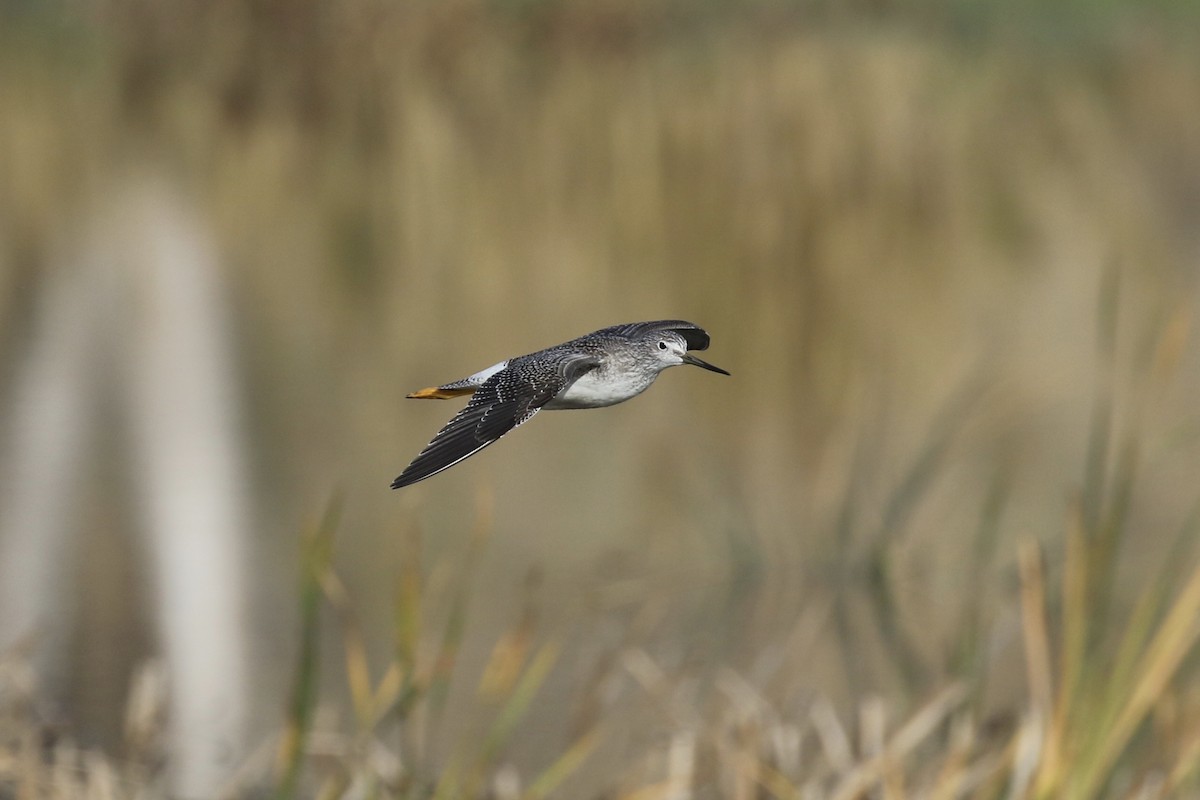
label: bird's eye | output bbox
[658,341,668,350]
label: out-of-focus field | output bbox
[3,1,1200,797]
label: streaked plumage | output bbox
[392,320,729,489]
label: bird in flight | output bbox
[392,320,729,489]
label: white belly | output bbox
[545,370,658,409]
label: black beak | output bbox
[681,352,731,376]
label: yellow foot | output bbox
[406,386,476,399]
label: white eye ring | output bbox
[658,341,668,350]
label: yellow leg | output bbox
[406,386,476,399]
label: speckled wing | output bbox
[392,353,600,489]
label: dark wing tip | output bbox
[392,465,457,489]
[390,413,501,489]
[390,439,493,489]
[672,326,711,351]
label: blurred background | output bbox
[2,1,1200,797]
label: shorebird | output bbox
[392,320,729,489]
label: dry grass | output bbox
[6,496,1200,798]
[3,1,1200,797]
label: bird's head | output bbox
[646,331,730,375]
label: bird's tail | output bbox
[406,385,476,399]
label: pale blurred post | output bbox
[0,176,252,798]
[120,179,251,798]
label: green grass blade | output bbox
[275,496,342,800]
